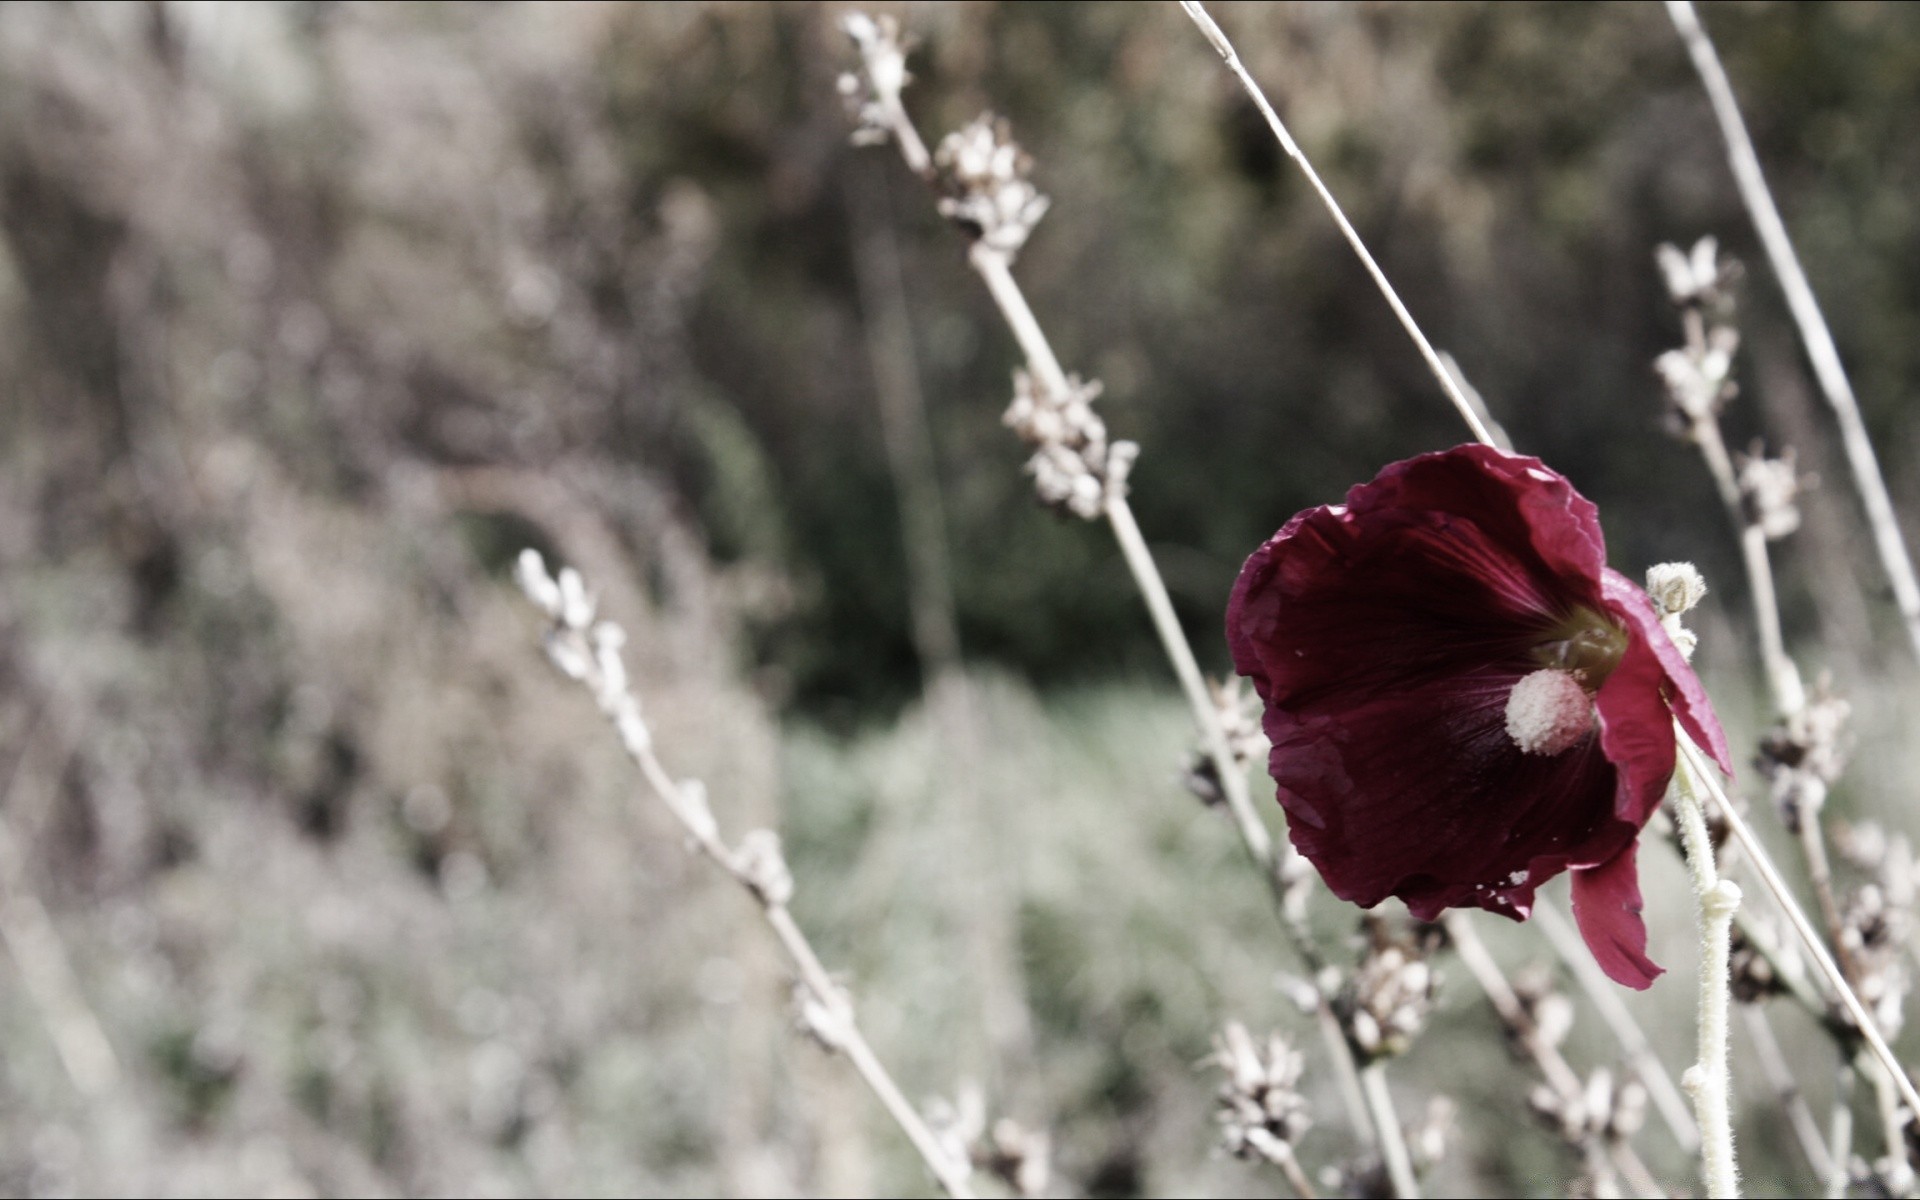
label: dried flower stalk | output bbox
[840,9,1417,1183]
[1666,0,1920,665]
[514,550,977,1198]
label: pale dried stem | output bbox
[1737,1004,1838,1182]
[1446,913,1661,1196]
[1278,1151,1319,1200]
[970,124,1390,1178]
[1313,995,1379,1161]
[1179,1,1495,449]
[1534,900,1701,1154]
[538,597,974,1197]
[0,715,119,1102]
[851,169,1035,1073]
[1667,0,1920,662]
[0,814,120,1102]
[850,166,964,680]
[1360,1062,1421,1200]
[851,13,1430,1185]
[1683,736,1920,1122]
[1681,399,1802,714]
[1827,1064,1856,1199]
[1671,751,1742,1198]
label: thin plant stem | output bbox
[1445,912,1659,1196]
[516,556,976,1199]
[1671,751,1743,1198]
[842,14,1397,1170]
[0,712,119,1102]
[1278,1150,1320,1200]
[1360,1062,1421,1200]
[1667,0,1920,663]
[1683,403,1804,714]
[1178,1,1495,449]
[971,140,1392,1182]
[1680,735,1920,1122]
[1737,1005,1838,1182]
[1535,899,1701,1155]
[1827,1063,1856,1199]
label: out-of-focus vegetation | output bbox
[2,1,1919,1195]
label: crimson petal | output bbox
[1228,444,1732,987]
[1571,843,1662,989]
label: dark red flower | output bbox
[1226,444,1733,989]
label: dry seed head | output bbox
[1759,679,1852,830]
[1511,963,1575,1050]
[1737,445,1805,540]
[934,115,1051,258]
[1657,236,1736,308]
[794,978,855,1053]
[1209,1022,1312,1165]
[1004,369,1136,518]
[1342,918,1440,1061]
[983,1119,1051,1198]
[731,829,795,908]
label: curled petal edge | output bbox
[1570,842,1662,990]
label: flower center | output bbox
[1505,668,1595,756]
[1530,608,1627,684]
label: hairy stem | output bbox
[1671,749,1743,1198]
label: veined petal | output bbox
[1228,444,1731,988]
[1570,843,1663,989]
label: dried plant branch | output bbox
[0,710,119,1102]
[1736,1004,1837,1182]
[513,551,976,1199]
[1179,1,1495,448]
[1666,0,1920,663]
[1446,913,1661,1197]
[1360,1063,1421,1200]
[0,813,119,1102]
[838,9,1403,1181]
[1534,900,1700,1156]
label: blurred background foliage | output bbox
[2,1,1920,1195]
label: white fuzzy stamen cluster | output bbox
[1505,669,1593,756]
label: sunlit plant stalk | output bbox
[839,10,1400,1183]
[1665,0,1920,664]
[514,551,979,1199]
[1176,3,1752,1191]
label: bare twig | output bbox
[839,8,1398,1178]
[1446,913,1662,1196]
[514,551,976,1198]
[1667,0,1920,662]
[0,709,120,1102]
[1737,1005,1836,1182]
[1178,1,1495,448]
[1535,900,1701,1155]
[1360,1063,1421,1200]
